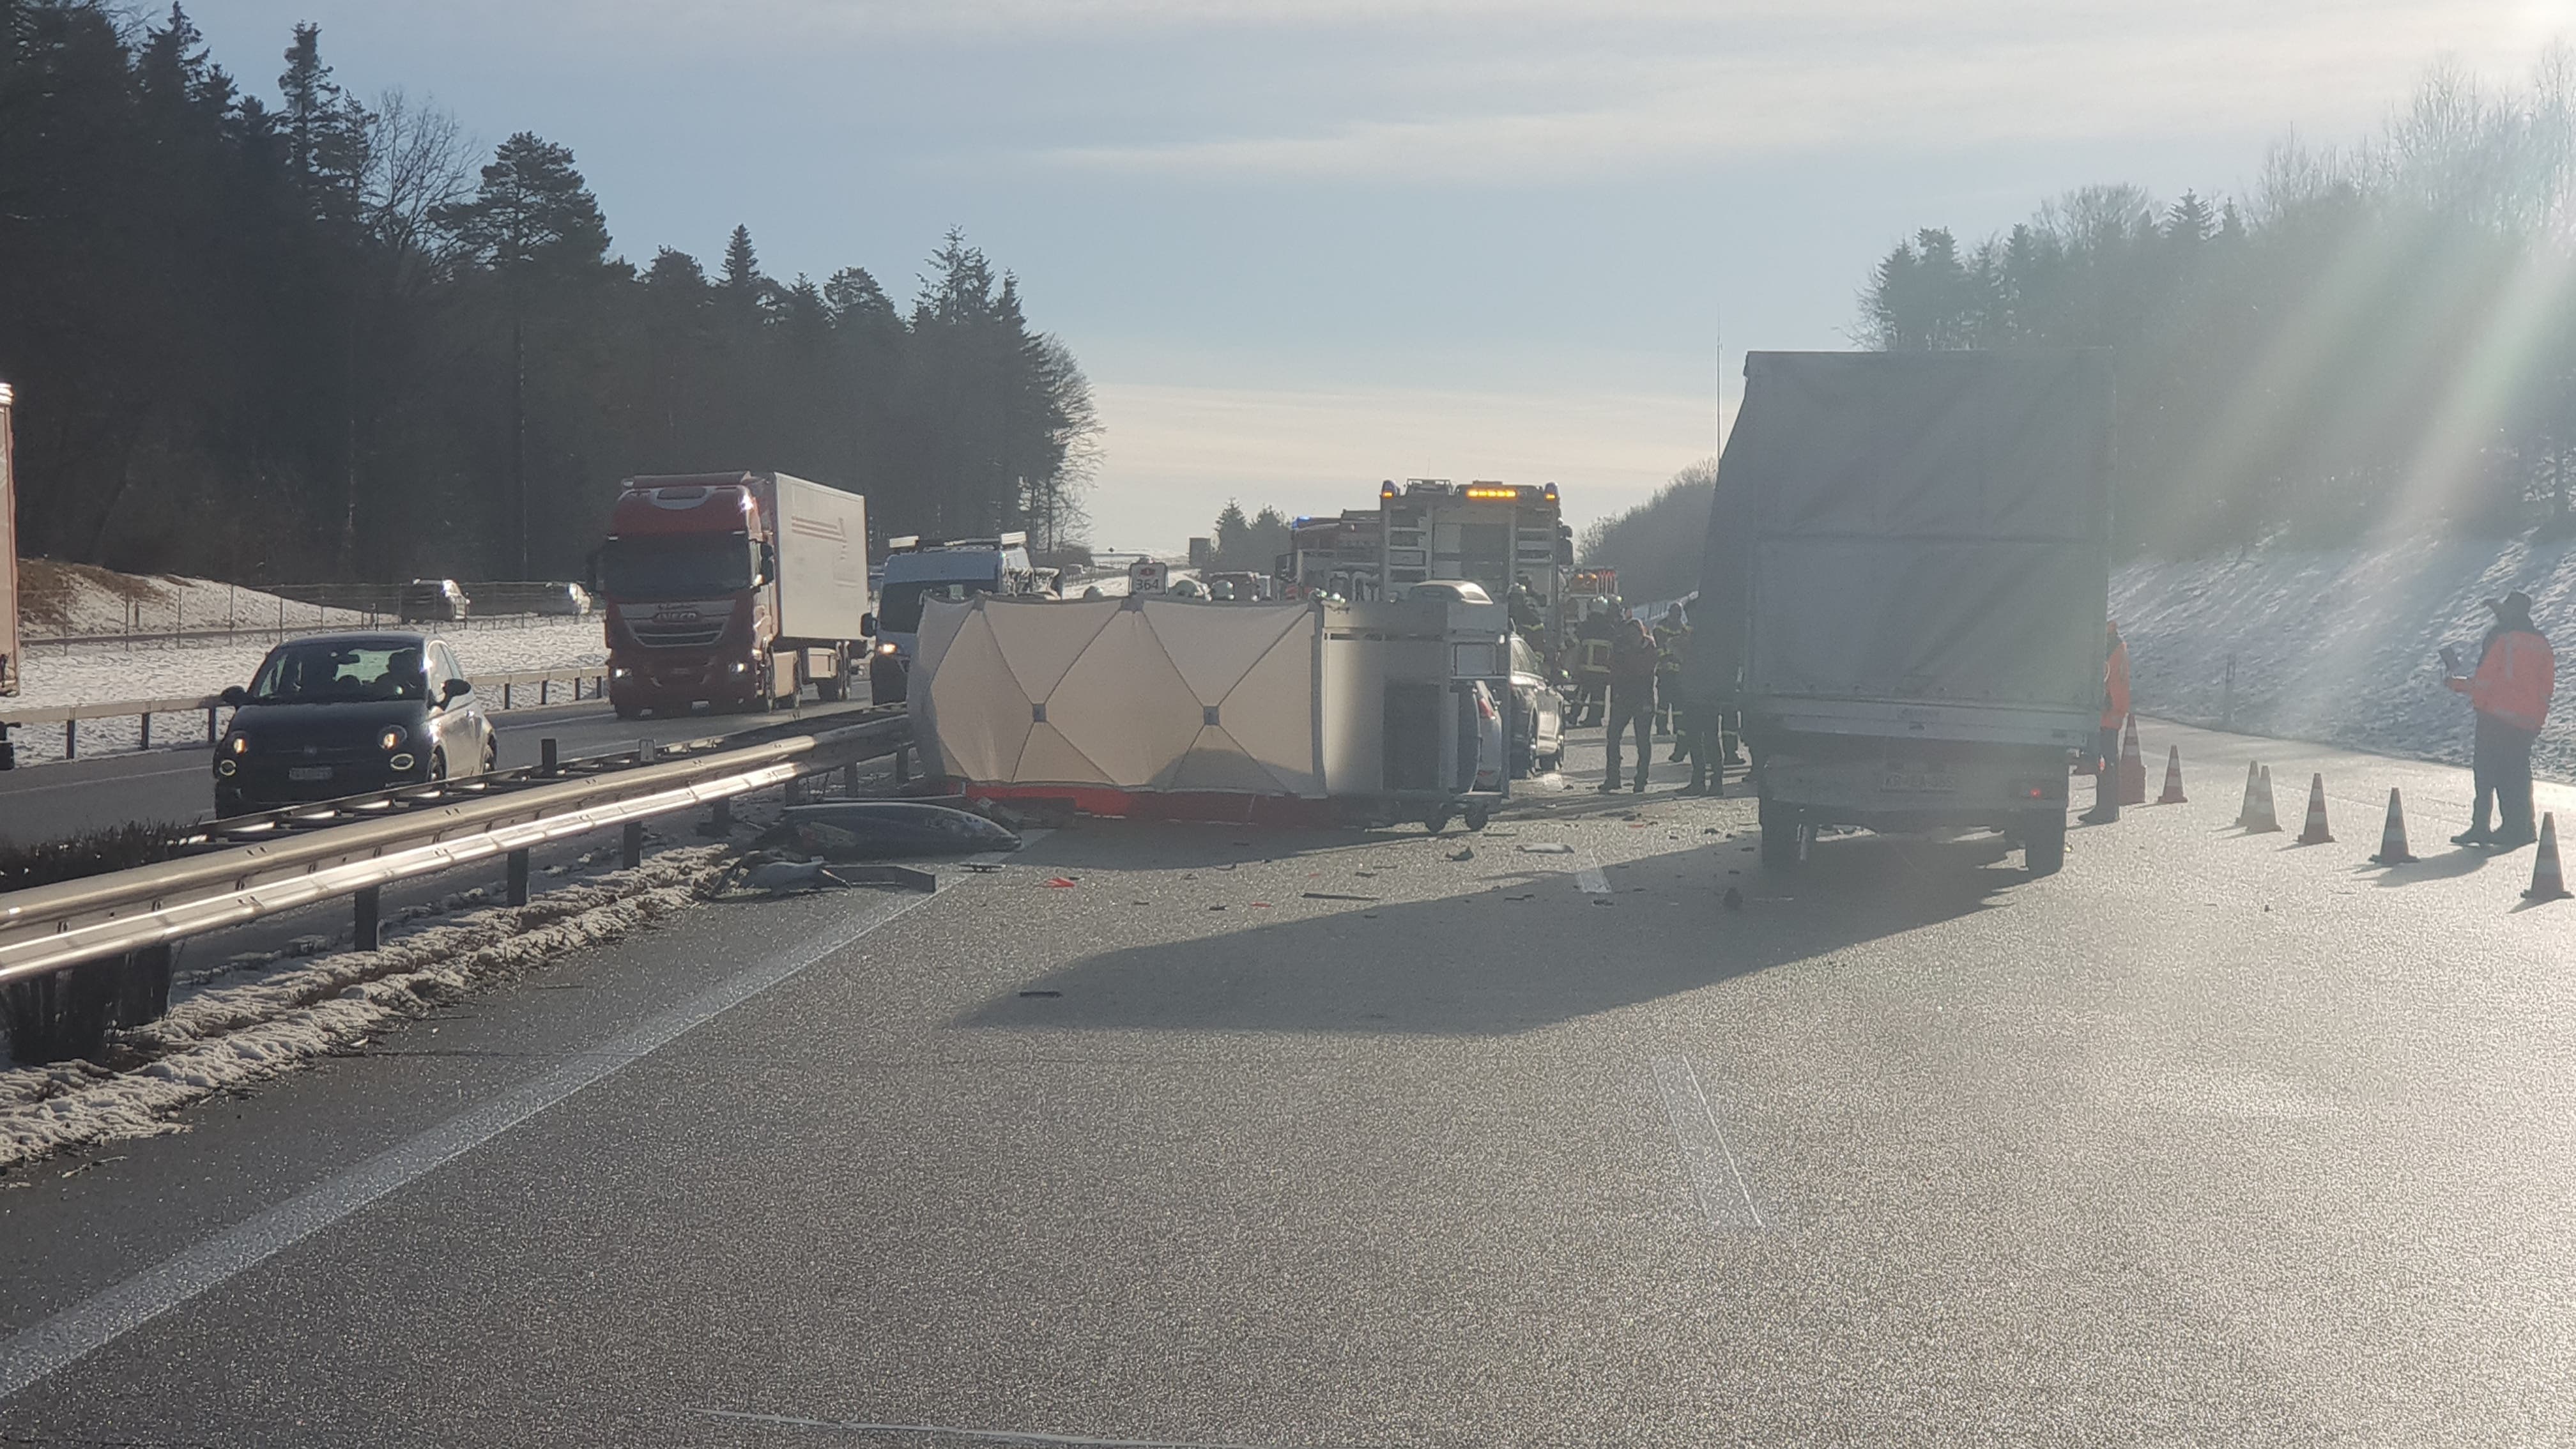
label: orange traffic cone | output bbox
[2235,760,2262,827]
[2370,788,2416,864]
[2528,814,2572,900]
[2156,746,2186,804]
[2118,714,2148,806]
[2247,765,2281,832]
[2297,772,2333,845]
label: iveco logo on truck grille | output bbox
[654,610,702,624]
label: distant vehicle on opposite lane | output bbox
[398,579,471,622]
[213,631,496,818]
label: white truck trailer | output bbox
[1687,350,2114,877]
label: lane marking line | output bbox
[1650,1054,1763,1232]
[0,840,1038,1404]
[694,1408,1282,1448]
[1573,857,1610,894]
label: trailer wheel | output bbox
[1758,793,1807,869]
[815,647,848,702]
[2024,815,2067,877]
[1464,806,1491,832]
[1425,807,1454,834]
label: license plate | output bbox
[286,766,334,782]
[1882,770,1958,793]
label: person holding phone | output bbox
[2445,590,2555,849]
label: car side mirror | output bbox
[219,686,248,707]
[442,678,471,703]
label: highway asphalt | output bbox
[0,696,888,848]
[1,719,2573,1444]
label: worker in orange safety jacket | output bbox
[2081,620,2131,825]
[2444,590,2556,849]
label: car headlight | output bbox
[611,666,632,679]
[877,642,898,656]
[226,735,249,756]
[378,726,406,751]
[728,660,748,675]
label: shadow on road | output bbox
[2363,846,2492,887]
[960,828,2025,1037]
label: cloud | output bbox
[1080,379,1723,552]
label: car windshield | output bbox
[598,535,755,600]
[877,579,993,634]
[247,643,425,703]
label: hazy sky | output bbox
[196,1,2576,552]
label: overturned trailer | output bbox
[909,593,1508,829]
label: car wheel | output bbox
[480,738,498,776]
[1758,792,1807,868]
[2024,814,2067,877]
[428,747,448,783]
[614,702,644,721]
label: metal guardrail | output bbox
[0,712,913,1059]
[0,667,611,760]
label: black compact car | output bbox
[213,631,498,818]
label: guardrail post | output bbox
[893,745,908,786]
[354,885,381,951]
[507,848,530,906]
[621,820,644,869]
[206,705,219,744]
[502,681,514,710]
[709,797,732,832]
[138,711,151,750]
[842,762,860,795]
[783,775,807,806]
[539,678,549,706]
[63,719,75,760]
[638,737,655,763]
[540,737,559,777]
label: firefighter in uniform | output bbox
[2080,620,2130,825]
[1653,606,1687,744]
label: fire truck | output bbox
[1376,479,1572,638]
[1276,510,1384,600]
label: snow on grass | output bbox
[2112,531,2576,778]
[3,617,606,766]
[0,845,729,1174]
[17,560,369,638]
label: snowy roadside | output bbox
[0,845,732,1174]
[2112,532,2576,780]
[3,618,606,766]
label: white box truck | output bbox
[1687,350,2113,877]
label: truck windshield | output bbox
[877,579,994,634]
[598,536,755,600]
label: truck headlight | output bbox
[378,726,406,751]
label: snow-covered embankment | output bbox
[2112,533,2576,780]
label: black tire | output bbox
[1465,806,1491,832]
[1425,808,1454,834]
[613,702,644,721]
[428,747,448,783]
[1758,793,1806,869]
[480,738,499,777]
[2024,815,2067,877]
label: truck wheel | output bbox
[816,649,848,702]
[614,702,643,721]
[1465,806,1491,832]
[1758,794,1806,868]
[2024,815,2067,877]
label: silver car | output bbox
[1506,633,1565,775]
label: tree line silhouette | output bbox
[0,3,1098,583]
[1583,61,2576,582]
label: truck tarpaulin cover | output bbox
[911,596,1324,797]
[1685,349,2112,712]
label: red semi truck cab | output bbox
[596,472,871,719]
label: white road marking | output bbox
[0,839,1040,1404]
[694,1408,1276,1448]
[1651,1054,1763,1232]
[1574,864,1611,893]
